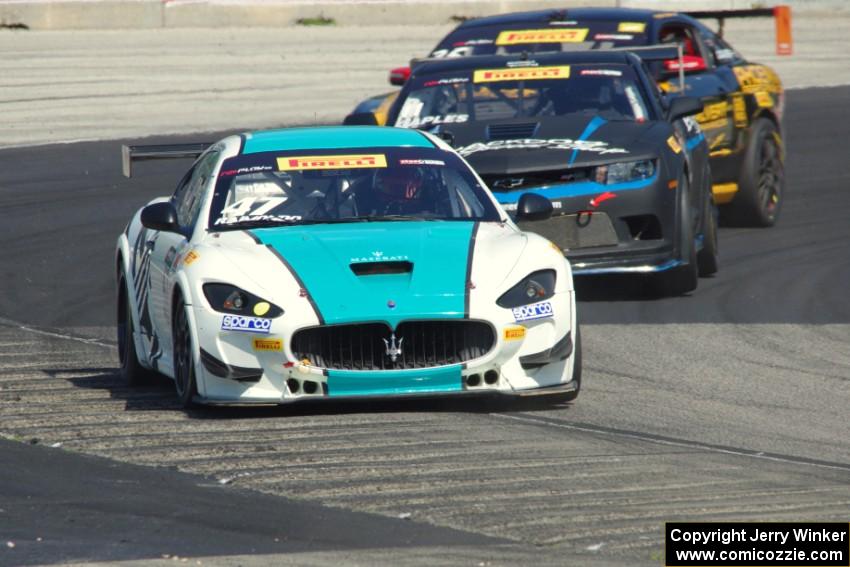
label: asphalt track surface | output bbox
[1,86,849,566]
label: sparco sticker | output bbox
[457,139,628,157]
[512,301,554,322]
[221,315,272,334]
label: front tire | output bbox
[697,173,720,277]
[655,174,699,296]
[723,117,784,227]
[172,295,198,408]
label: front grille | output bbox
[484,167,594,192]
[291,320,495,370]
[486,122,539,140]
[519,212,619,250]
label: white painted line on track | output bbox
[0,317,114,349]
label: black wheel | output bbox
[697,171,719,277]
[117,272,151,385]
[655,174,698,296]
[723,117,784,227]
[172,296,198,408]
[548,322,582,404]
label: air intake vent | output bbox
[486,122,539,140]
[350,261,413,276]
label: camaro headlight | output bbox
[202,283,283,318]
[595,159,656,185]
[496,270,556,308]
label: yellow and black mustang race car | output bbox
[347,7,785,227]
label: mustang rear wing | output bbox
[121,142,212,178]
[685,6,793,55]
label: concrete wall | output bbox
[0,0,847,30]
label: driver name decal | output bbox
[277,154,387,171]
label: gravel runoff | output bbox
[0,14,849,148]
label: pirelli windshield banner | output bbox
[665,522,850,566]
[495,28,589,45]
[473,65,571,83]
[277,154,387,171]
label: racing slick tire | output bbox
[548,322,582,404]
[697,171,720,277]
[723,117,784,227]
[654,174,699,296]
[117,271,153,386]
[172,295,198,408]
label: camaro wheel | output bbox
[172,296,198,408]
[724,117,784,227]
[655,174,699,296]
[697,168,720,277]
[117,271,150,385]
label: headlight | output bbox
[202,283,284,318]
[496,270,556,308]
[595,159,656,185]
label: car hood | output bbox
[446,115,660,175]
[237,221,523,328]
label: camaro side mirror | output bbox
[515,193,554,222]
[389,66,411,86]
[343,112,379,126]
[667,96,703,122]
[140,202,180,233]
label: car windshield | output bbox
[429,20,649,59]
[208,147,501,230]
[395,63,651,127]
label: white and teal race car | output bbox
[116,126,581,408]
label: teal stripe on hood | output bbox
[252,221,476,328]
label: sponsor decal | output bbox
[495,29,588,45]
[395,113,468,128]
[473,65,570,83]
[589,192,617,208]
[696,101,729,130]
[215,214,302,226]
[733,65,782,94]
[580,68,623,77]
[219,165,273,177]
[221,315,272,334]
[183,250,199,266]
[594,33,634,41]
[503,326,526,341]
[253,338,282,352]
[653,12,676,19]
[667,136,682,154]
[506,59,539,68]
[277,154,387,171]
[512,301,553,322]
[617,22,646,33]
[423,77,469,87]
[458,138,628,157]
[754,91,774,108]
[399,158,446,166]
[350,250,409,263]
[731,93,748,128]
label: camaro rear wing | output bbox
[685,6,793,55]
[121,142,212,178]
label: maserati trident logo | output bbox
[383,333,404,362]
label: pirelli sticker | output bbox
[495,28,588,45]
[617,22,646,33]
[667,136,682,154]
[277,154,387,171]
[474,65,570,83]
[253,338,283,352]
[503,326,526,341]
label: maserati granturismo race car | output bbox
[381,49,717,294]
[116,127,580,407]
[347,6,785,227]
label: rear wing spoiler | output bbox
[608,44,679,62]
[685,5,793,55]
[121,142,212,178]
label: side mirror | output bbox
[141,202,180,233]
[343,112,379,126]
[663,55,707,74]
[389,66,411,86]
[515,193,553,222]
[667,96,703,122]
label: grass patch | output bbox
[296,14,335,26]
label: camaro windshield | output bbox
[395,63,651,127]
[429,21,649,59]
[208,147,501,229]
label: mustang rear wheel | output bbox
[724,117,784,227]
[117,272,151,385]
[172,296,198,408]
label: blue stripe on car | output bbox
[493,173,658,204]
[568,116,607,166]
[242,127,433,154]
[251,221,475,329]
[686,132,705,151]
[326,365,463,396]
